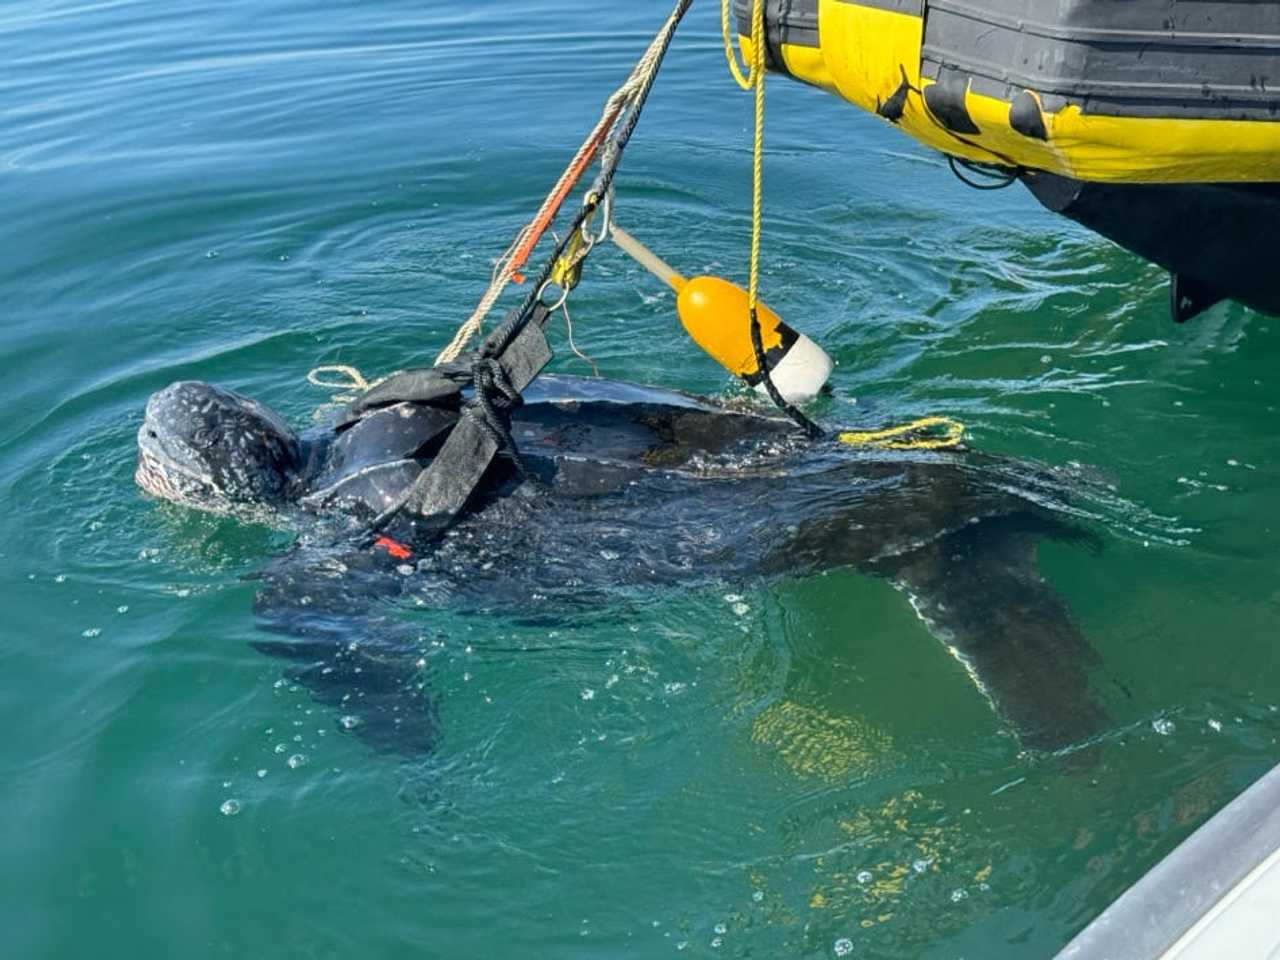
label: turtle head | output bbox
[136,381,303,513]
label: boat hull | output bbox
[734,0,1280,316]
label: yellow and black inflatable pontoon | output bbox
[734,0,1280,320]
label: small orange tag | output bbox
[374,536,412,561]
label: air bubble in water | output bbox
[1152,717,1176,736]
[287,754,309,769]
[219,799,241,816]
[834,938,854,957]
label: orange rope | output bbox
[507,103,624,282]
[434,5,685,366]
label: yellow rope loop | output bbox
[721,0,765,92]
[837,417,967,451]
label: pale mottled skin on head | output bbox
[136,381,302,514]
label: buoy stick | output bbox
[607,222,833,402]
[610,224,687,292]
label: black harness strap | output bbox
[470,353,528,477]
[368,304,553,536]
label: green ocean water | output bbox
[3,1,1279,957]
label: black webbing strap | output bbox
[748,306,824,439]
[368,305,552,535]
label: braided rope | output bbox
[838,417,967,451]
[433,7,687,366]
[746,0,765,312]
[721,0,763,92]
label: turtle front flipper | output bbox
[249,545,436,757]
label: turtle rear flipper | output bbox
[872,512,1110,756]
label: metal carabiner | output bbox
[537,280,570,313]
[576,188,613,252]
[592,188,614,245]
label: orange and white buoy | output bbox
[611,224,833,403]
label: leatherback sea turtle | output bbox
[136,372,1109,757]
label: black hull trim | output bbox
[1022,173,1280,321]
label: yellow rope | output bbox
[723,0,768,313]
[838,416,966,451]
[747,1,766,313]
[723,0,964,453]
